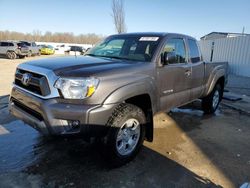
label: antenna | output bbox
[242,26,245,35]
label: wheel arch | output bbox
[103,82,156,142]
[125,94,154,142]
[205,69,226,96]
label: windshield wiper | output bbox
[85,54,98,57]
[86,54,136,61]
[86,54,118,59]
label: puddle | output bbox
[0,120,43,173]
[0,119,101,175]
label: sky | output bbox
[0,0,249,39]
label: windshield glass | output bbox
[86,35,161,62]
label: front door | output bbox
[157,37,192,111]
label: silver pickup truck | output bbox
[10,32,228,166]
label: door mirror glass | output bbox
[162,51,176,65]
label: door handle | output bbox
[185,70,191,77]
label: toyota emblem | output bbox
[21,73,31,86]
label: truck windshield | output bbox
[86,36,161,62]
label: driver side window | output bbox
[161,38,187,64]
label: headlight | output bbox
[54,77,99,99]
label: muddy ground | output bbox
[0,102,250,188]
[0,56,250,187]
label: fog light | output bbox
[68,120,80,129]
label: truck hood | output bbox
[26,56,147,77]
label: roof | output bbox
[109,32,196,40]
[201,32,250,40]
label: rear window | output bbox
[17,43,26,47]
[21,41,31,46]
[188,39,201,63]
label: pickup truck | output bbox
[9,32,228,166]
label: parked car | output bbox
[19,41,40,57]
[65,46,85,55]
[38,45,55,55]
[10,32,228,166]
[55,44,70,52]
[0,41,29,59]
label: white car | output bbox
[54,44,71,54]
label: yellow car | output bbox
[39,45,55,55]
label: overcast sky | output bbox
[0,0,249,39]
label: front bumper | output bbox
[9,86,117,136]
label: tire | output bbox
[105,103,146,167]
[18,55,25,59]
[202,84,222,114]
[27,51,32,57]
[6,51,17,59]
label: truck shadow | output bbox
[24,136,221,187]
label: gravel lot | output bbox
[0,56,249,188]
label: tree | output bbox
[0,30,104,44]
[111,0,127,34]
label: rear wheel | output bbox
[202,84,222,114]
[18,55,25,59]
[105,103,146,167]
[6,51,17,59]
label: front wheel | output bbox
[202,84,222,114]
[105,103,146,167]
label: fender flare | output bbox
[205,68,226,96]
[103,80,157,113]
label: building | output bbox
[199,32,250,77]
[200,32,250,40]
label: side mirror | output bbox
[162,51,176,65]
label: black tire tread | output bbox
[202,84,222,114]
[105,103,146,167]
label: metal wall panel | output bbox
[199,36,250,77]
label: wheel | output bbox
[202,84,222,114]
[27,51,32,57]
[105,103,146,167]
[37,51,41,56]
[6,51,16,59]
[18,55,25,59]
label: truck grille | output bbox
[12,98,44,121]
[14,69,51,96]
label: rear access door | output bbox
[187,39,205,100]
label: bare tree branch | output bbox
[111,0,127,34]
